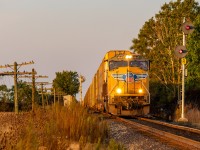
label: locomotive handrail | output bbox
[141,80,150,104]
[108,82,118,96]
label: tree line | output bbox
[130,0,200,117]
[0,71,79,111]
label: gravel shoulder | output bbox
[107,119,183,150]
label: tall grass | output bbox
[14,102,109,149]
[186,106,200,125]
[175,103,200,128]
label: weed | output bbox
[1,102,116,149]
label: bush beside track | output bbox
[0,103,125,150]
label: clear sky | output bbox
[0,0,199,99]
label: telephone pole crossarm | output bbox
[0,72,14,76]
[19,75,47,79]
[0,61,34,70]
[0,61,35,113]
[0,71,36,76]
[17,61,34,69]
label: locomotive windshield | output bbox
[130,61,148,71]
[109,61,127,70]
[109,60,148,71]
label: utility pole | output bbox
[54,88,56,106]
[14,62,18,113]
[41,83,44,108]
[37,82,50,108]
[26,82,52,108]
[38,87,65,106]
[43,87,61,106]
[19,69,48,111]
[0,61,34,113]
[79,74,85,105]
[32,69,36,111]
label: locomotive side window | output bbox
[109,61,127,70]
[130,61,148,70]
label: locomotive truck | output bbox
[84,50,150,116]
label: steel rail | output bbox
[138,117,200,134]
[117,117,200,149]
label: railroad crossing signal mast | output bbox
[175,18,195,122]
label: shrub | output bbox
[14,102,109,149]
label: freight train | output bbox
[84,50,150,116]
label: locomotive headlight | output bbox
[116,88,122,94]
[138,88,143,93]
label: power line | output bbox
[19,70,48,111]
[0,61,34,113]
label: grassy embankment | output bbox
[1,103,125,150]
[175,104,200,127]
[186,105,200,127]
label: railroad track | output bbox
[116,117,200,150]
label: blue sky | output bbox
[0,0,199,99]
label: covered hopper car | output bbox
[84,50,150,116]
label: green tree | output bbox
[185,14,200,107]
[53,71,79,96]
[10,80,32,111]
[0,84,10,102]
[132,0,199,85]
[130,0,200,115]
[187,14,200,88]
[0,84,12,111]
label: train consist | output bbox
[84,50,150,116]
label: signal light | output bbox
[174,46,188,58]
[185,25,194,30]
[181,21,194,34]
[179,49,187,54]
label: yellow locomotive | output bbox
[84,50,150,116]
